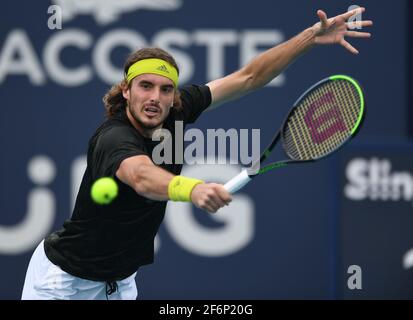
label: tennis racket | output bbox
[224,74,365,193]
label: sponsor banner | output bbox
[0,0,408,299]
[410,0,413,138]
[336,145,413,299]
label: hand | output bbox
[191,183,232,213]
[311,7,373,54]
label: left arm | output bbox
[206,7,372,109]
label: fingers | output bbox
[205,197,225,212]
[202,197,225,213]
[206,184,232,211]
[317,10,328,27]
[195,196,219,213]
[340,39,359,55]
[203,202,218,213]
[214,184,233,204]
[314,7,371,54]
[345,31,371,38]
[195,183,232,213]
[347,20,373,29]
[341,6,365,20]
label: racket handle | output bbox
[224,170,252,194]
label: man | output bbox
[22,8,372,299]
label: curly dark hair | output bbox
[102,47,182,118]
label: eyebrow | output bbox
[138,80,173,89]
[138,80,153,86]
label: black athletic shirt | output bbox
[44,85,212,282]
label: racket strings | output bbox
[283,80,361,160]
[295,81,359,158]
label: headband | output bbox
[126,58,179,88]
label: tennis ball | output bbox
[91,177,118,205]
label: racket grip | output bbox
[224,170,252,194]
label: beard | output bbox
[127,104,164,130]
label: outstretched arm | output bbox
[206,7,372,109]
[116,155,232,213]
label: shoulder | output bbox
[179,84,212,106]
[91,118,143,151]
[172,85,212,124]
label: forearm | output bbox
[242,27,316,90]
[117,157,232,213]
[207,28,317,107]
[117,156,175,201]
[208,8,372,108]
[132,164,175,201]
[117,155,206,203]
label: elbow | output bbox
[134,181,149,196]
[239,67,264,92]
[117,159,150,196]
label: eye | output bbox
[162,87,173,94]
[140,82,152,89]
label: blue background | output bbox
[0,0,412,299]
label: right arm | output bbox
[116,155,173,201]
[116,155,232,213]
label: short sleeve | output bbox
[90,125,148,179]
[179,85,212,124]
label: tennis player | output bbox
[22,8,372,300]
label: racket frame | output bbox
[224,75,365,194]
[253,75,365,177]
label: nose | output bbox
[150,87,161,105]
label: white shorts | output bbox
[21,240,138,300]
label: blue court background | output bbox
[0,0,412,299]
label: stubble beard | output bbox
[127,103,164,131]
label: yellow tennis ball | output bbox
[91,177,118,205]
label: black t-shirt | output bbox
[44,85,211,282]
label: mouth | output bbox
[143,104,161,117]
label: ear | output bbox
[121,81,130,100]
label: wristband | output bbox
[168,176,204,202]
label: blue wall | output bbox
[0,0,411,299]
